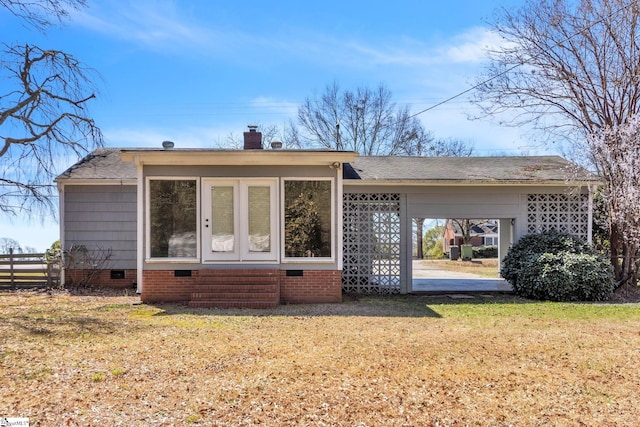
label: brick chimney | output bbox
[243,125,262,149]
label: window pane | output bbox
[150,180,197,257]
[284,180,331,257]
[211,186,234,252]
[248,186,271,252]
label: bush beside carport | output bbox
[503,231,615,301]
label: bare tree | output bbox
[214,123,289,149]
[1,0,86,29]
[451,219,473,246]
[294,81,475,259]
[474,0,640,142]
[1,1,102,216]
[293,82,433,155]
[0,237,23,254]
[423,138,474,157]
[473,0,640,285]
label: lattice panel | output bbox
[527,193,588,240]
[343,193,401,294]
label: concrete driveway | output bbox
[411,260,512,293]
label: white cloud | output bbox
[442,27,505,63]
[72,1,230,52]
[317,27,504,68]
[74,2,505,71]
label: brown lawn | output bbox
[1,290,640,426]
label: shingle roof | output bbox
[56,148,136,181]
[57,149,599,185]
[343,155,599,184]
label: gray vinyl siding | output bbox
[63,185,137,269]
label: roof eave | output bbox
[119,150,359,166]
[344,179,602,186]
[55,178,137,185]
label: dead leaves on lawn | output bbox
[1,292,640,426]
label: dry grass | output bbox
[420,259,501,278]
[2,290,640,426]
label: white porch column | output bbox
[135,158,143,294]
[498,218,513,275]
[336,165,344,271]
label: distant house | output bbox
[55,127,599,307]
[442,219,499,253]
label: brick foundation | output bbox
[98,268,344,306]
[141,270,196,302]
[279,270,342,304]
[65,269,137,289]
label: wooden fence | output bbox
[0,249,61,289]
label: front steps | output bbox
[188,270,280,309]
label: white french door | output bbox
[201,178,278,262]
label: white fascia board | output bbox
[119,150,358,166]
[55,179,137,186]
[343,180,598,187]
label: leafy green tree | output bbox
[422,224,445,259]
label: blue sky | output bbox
[1,0,541,250]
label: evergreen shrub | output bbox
[503,231,615,301]
[472,245,498,258]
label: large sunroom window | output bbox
[148,179,197,258]
[283,179,333,259]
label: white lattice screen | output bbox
[343,193,401,294]
[527,193,589,240]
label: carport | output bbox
[341,156,598,295]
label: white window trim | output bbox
[281,177,335,263]
[484,236,498,246]
[145,176,200,263]
[202,178,279,263]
